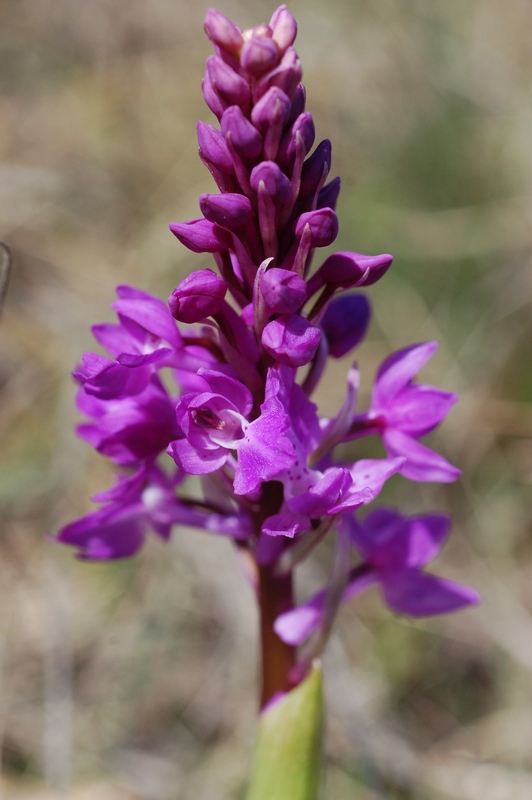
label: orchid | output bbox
[56,7,478,797]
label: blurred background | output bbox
[1,0,532,797]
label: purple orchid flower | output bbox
[56,6,478,711]
[167,369,253,475]
[77,375,180,465]
[57,463,252,560]
[274,509,480,645]
[348,342,460,482]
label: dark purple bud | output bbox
[221,106,263,159]
[300,139,332,198]
[262,314,321,367]
[278,112,315,166]
[260,268,307,314]
[199,193,253,230]
[250,161,292,204]
[202,69,225,118]
[197,121,234,175]
[251,86,291,133]
[204,9,243,55]
[321,293,371,358]
[241,32,279,78]
[206,55,250,107]
[319,251,394,288]
[317,177,341,210]
[254,46,302,102]
[169,219,232,254]
[288,84,306,124]
[295,208,338,247]
[169,269,227,323]
[270,5,297,52]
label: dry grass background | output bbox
[1,0,532,797]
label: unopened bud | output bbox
[204,9,243,55]
[221,106,263,158]
[270,5,297,52]
[321,293,371,358]
[262,314,321,367]
[199,193,253,230]
[241,33,279,77]
[168,219,232,254]
[250,161,292,203]
[295,208,338,248]
[206,55,250,107]
[260,268,307,314]
[168,269,227,323]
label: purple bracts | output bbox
[57,5,477,675]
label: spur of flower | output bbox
[56,5,478,710]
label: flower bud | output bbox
[262,314,321,367]
[250,161,292,203]
[319,251,394,288]
[197,121,234,174]
[260,268,307,314]
[241,32,279,77]
[251,86,292,160]
[221,106,263,159]
[169,219,232,253]
[202,69,225,118]
[254,46,302,102]
[204,9,243,55]
[295,208,338,248]
[168,269,227,323]
[317,177,341,210]
[251,86,291,133]
[270,5,297,52]
[199,193,253,230]
[277,112,315,165]
[300,139,332,198]
[288,84,306,124]
[206,55,250,107]
[321,293,371,358]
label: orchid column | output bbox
[57,5,478,792]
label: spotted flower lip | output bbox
[57,4,477,698]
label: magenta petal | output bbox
[404,514,451,567]
[57,506,146,560]
[372,341,438,407]
[347,457,404,496]
[166,439,228,475]
[112,297,181,349]
[262,511,311,538]
[288,467,353,517]
[91,323,140,358]
[199,369,253,416]
[387,385,458,437]
[234,410,294,496]
[382,569,480,616]
[383,428,461,483]
[274,599,323,645]
[116,348,173,368]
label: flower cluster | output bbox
[57,6,478,702]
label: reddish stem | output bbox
[254,482,297,708]
[258,564,296,708]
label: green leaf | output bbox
[246,662,324,800]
